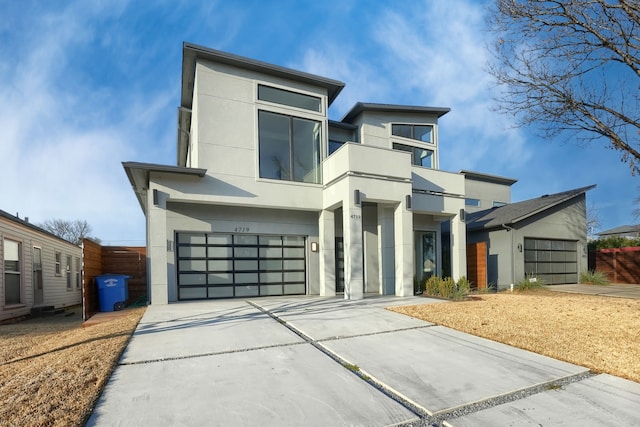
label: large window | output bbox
[259,110,322,183]
[392,142,433,168]
[392,124,433,143]
[258,85,321,112]
[4,239,21,304]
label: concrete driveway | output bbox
[87,296,640,426]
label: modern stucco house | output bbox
[124,42,592,304]
[0,210,82,322]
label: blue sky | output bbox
[0,0,636,244]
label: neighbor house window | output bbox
[258,85,321,112]
[493,201,507,208]
[258,110,322,183]
[465,198,480,207]
[392,142,433,168]
[76,257,81,289]
[4,239,21,304]
[66,255,72,289]
[55,252,61,275]
[392,124,433,143]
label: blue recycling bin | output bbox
[96,274,130,312]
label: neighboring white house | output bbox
[0,210,82,322]
[123,42,591,304]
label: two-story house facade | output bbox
[124,43,465,303]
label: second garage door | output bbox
[177,233,306,299]
[524,238,578,285]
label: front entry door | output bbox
[33,247,44,305]
[417,231,437,281]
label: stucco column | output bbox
[450,212,468,282]
[343,199,364,300]
[147,188,169,305]
[319,209,336,296]
[394,201,414,296]
[378,205,395,295]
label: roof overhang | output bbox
[459,170,518,186]
[341,102,451,124]
[122,161,207,213]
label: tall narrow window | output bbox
[258,110,322,183]
[76,257,81,289]
[4,240,21,304]
[55,252,61,275]
[66,255,72,289]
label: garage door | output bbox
[524,238,578,284]
[177,233,306,299]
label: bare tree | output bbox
[487,0,640,174]
[38,219,96,245]
[586,202,601,238]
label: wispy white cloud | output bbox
[0,1,174,244]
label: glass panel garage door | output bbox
[177,233,306,300]
[524,238,578,285]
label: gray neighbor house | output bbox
[124,42,594,304]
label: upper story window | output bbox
[258,85,322,113]
[465,198,481,207]
[392,124,433,143]
[493,201,507,208]
[392,143,433,168]
[258,110,322,183]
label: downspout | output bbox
[501,224,515,286]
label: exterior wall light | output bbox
[311,242,318,252]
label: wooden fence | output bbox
[589,247,640,284]
[82,239,147,320]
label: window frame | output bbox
[257,109,323,184]
[3,238,22,305]
[392,142,434,169]
[55,251,62,276]
[391,123,434,144]
[257,84,322,113]
[66,255,72,290]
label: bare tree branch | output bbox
[38,219,95,245]
[487,0,640,174]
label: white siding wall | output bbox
[0,217,82,322]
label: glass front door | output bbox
[417,231,437,281]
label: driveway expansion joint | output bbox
[118,341,307,366]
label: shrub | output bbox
[580,270,610,286]
[454,276,471,300]
[588,236,640,251]
[425,276,441,296]
[514,276,545,291]
[438,277,457,299]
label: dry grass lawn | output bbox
[0,307,145,427]
[389,289,640,383]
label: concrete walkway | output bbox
[86,296,640,426]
